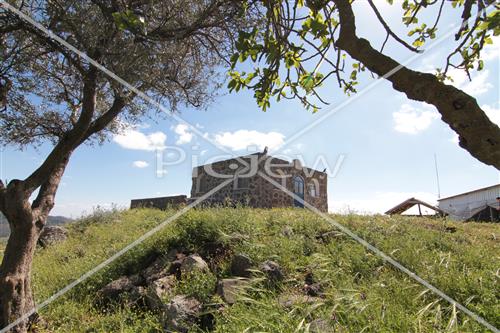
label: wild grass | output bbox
[4,208,500,332]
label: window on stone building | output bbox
[308,179,319,197]
[236,176,250,189]
[309,184,317,197]
[198,176,209,193]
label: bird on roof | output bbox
[263,146,268,155]
[322,168,327,173]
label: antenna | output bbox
[434,153,441,199]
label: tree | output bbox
[228,0,500,168]
[0,1,249,331]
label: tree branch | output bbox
[333,0,500,169]
[367,0,422,53]
[23,68,99,192]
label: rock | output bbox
[309,319,333,333]
[216,278,249,304]
[282,226,294,237]
[278,294,320,308]
[38,226,68,247]
[98,274,143,302]
[145,275,176,311]
[303,272,323,296]
[230,254,252,277]
[445,226,457,233]
[304,282,323,297]
[162,295,201,333]
[180,254,209,273]
[126,286,147,306]
[260,260,284,283]
[315,230,337,243]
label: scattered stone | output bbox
[309,319,333,333]
[216,278,249,304]
[162,295,201,333]
[180,254,209,273]
[303,272,323,296]
[230,254,253,277]
[38,226,68,247]
[304,283,323,297]
[98,274,143,302]
[282,226,294,237]
[260,260,284,283]
[145,275,176,311]
[126,286,147,306]
[315,230,337,243]
[227,232,249,243]
[445,226,457,233]
[143,251,180,283]
[278,294,320,308]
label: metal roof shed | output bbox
[385,198,445,216]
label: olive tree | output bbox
[0,0,249,331]
[228,0,500,168]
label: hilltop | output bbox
[1,208,498,332]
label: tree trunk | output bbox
[0,211,42,332]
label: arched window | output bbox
[293,176,304,208]
[308,179,319,197]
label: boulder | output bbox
[216,278,249,304]
[230,254,252,277]
[260,260,284,283]
[180,254,209,273]
[162,295,201,333]
[38,226,68,247]
[142,249,182,283]
[98,274,143,302]
[145,275,176,311]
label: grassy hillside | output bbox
[1,208,498,332]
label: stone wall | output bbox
[190,154,328,212]
[130,195,188,210]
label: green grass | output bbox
[4,208,500,332]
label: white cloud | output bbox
[132,160,149,168]
[481,35,499,62]
[113,128,167,151]
[214,130,285,151]
[174,124,194,145]
[393,104,439,134]
[482,104,500,126]
[446,69,492,96]
[329,191,438,215]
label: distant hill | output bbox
[0,214,73,238]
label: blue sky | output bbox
[1,1,499,217]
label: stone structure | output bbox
[131,152,328,212]
[190,152,328,212]
[130,195,187,209]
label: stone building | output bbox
[190,152,328,212]
[131,151,328,212]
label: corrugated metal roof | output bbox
[385,197,445,216]
[437,184,500,202]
